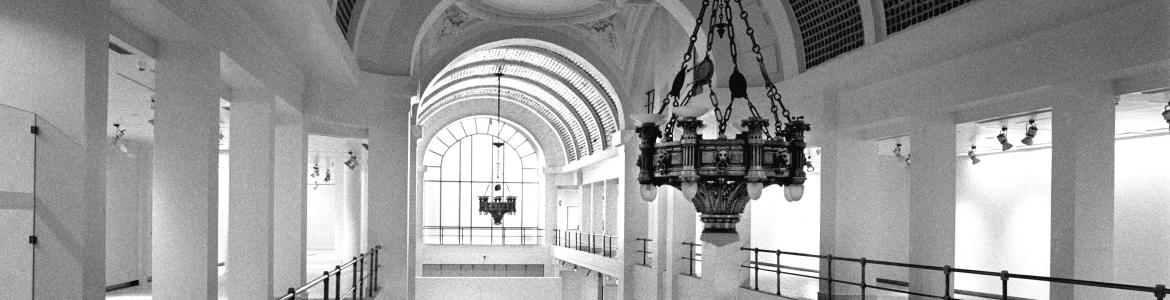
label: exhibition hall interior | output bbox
[2,0,1169,299]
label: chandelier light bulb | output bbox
[1021,120,1038,146]
[746,182,763,200]
[783,184,804,202]
[681,182,698,200]
[997,127,1013,151]
[968,145,981,165]
[640,184,657,202]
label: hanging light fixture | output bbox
[1021,120,1038,146]
[968,145,981,165]
[632,0,810,246]
[996,126,1013,151]
[478,66,517,225]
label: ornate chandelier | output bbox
[634,0,810,246]
[479,67,517,225]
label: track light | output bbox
[1021,120,1038,146]
[968,145,981,165]
[893,143,910,166]
[1162,102,1169,131]
[344,151,359,169]
[996,127,1013,151]
[111,123,129,153]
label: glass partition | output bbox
[0,104,36,299]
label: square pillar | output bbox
[907,113,957,299]
[226,89,276,299]
[1049,82,1115,300]
[368,95,413,299]
[152,41,221,300]
[272,110,307,294]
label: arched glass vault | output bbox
[420,40,622,162]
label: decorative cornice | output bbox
[454,0,622,25]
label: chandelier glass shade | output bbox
[478,67,518,225]
[634,0,810,246]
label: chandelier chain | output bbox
[732,0,794,132]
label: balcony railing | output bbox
[552,229,619,258]
[422,226,542,245]
[740,246,1169,300]
[277,246,380,300]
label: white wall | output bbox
[1113,135,1170,289]
[955,148,1051,299]
[105,142,152,285]
[416,277,562,300]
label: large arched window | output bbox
[422,117,543,245]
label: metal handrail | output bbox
[552,229,620,258]
[635,237,653,266]
[740,246,1169,300]
[422,226,543,245]
[681,241,702,277]
[276,246,381,300]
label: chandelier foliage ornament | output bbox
[479,67,517,225]
[633,0,811,246]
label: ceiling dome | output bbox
[455,0,621,24]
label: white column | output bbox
[339,146,363,258]
[907,113,957,299]
[226,89,276,299]
[152,41,221,300]
[1049,82,1115,300]
[272,110,306,294]
[368,95,414,299]
[699,205,751,299]
[621,146,650,299]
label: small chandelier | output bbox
[633,0,810,246]
[478,67,517,225]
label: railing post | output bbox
[688,243,695,276]
[753,248,760,291]
[323,270,331,300]
[1155,284,1166,300]
[334,265,342,300]
[286,287,296,300]
[1001,270,1009,300]
[826,254,834,299]
[943,265,952,300]
[860,257,867,299]
[358,254,365,299]
[374,247,381,292]
[775,251,783,296]
[352,257,359,299]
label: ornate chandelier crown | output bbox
[479,67,518,225]
[633,0,811,246]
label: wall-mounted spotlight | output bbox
[111,123,129,153]
[996,127,1013,151]
[344,151,359,169]
[1162,101,1169,131]
[893,143,911,166]
[968,145,981,165]
[1021,120,1038,146]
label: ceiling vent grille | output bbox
[334,0,359,39]
[883,0,977,35]
[789,0,865,69]
[108,42,133,55]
